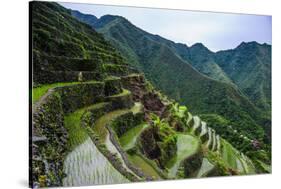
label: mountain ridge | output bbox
[70,10,269,142]
[30,2,271,187]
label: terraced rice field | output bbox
[191,116,201,133]
[63,137,128,186]
[119,124,148,151]
[221,139,245,173]
[64,104,106,150]
[127,154,162,180]
[93,103,143,178]
[166,134,200,178]
[197,158,215,177]
[93,107,137,142]
[117,122,162,179]
[32,80,99,103]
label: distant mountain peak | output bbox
[236,41,267,49]
[71,10,98,20]
[190,43,213,55]
[191,42,205,48]
[190,43,211,52]
[70,9,98,28]
[99,14,121,20]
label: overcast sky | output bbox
[59,2,271,52]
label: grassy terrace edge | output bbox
[32,80,101,104]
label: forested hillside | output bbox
[30,2,271,188]
[72,12,271,148]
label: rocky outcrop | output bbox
[138,126,177,168]
[121,74,167,120]
[138,127,161,160]
[121,74,147,101]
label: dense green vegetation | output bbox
[71,11,271,166]
[64,105,96,150]
[32,1,127,86]
[32,2,124,61]
[31,2,271,187]
[215,42,271,112]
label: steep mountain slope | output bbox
[149,35,272,114]
[128,30,271,114]
[187,43,233,84]
[70,10,98,26]
[215,42,271,112]
[71,13,267,142]
[31,2,269,187]
[31,2,139,187]
[143,34,234,85]
[32,2,129,85]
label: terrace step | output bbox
[205,128,213,149]
[196,158,215,178]
[219,139,254,174]
[119,124,149,151]
[81,102,146,180]
[56,82,104,114]
[34,70,104,84]
[211,130,217,151]
[104,76,123,96]
[62,137,129,186]
[240,153,256,174]
[195,121,204,136]
[33,53,103,72]
[83,102,113,122]
[103,64,139,77]
[191,116,201,134]
[185,112,194,129]
[166,134,200,178]
[199,122,209,143]
[216,135,221,151]
[106,89,134,110]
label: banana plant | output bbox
[150,113,165,128]
[169,103,190,131]
[171,103,188,119]
[150,113,176,138]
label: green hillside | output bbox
[215,42,271,113]
[187,43,234,84]
[144,34,271,116]
[32,2,129,85]
[72,13,268,143]
[30,2,270,188]
[143,35,234,85]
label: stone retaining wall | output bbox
[32,91,68,187]
[110,111,144,137]
[83,122,141,182]
[56,82,104,114]
[106,125,152,181]
[33,70,103,84]
[32,82,108,187]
